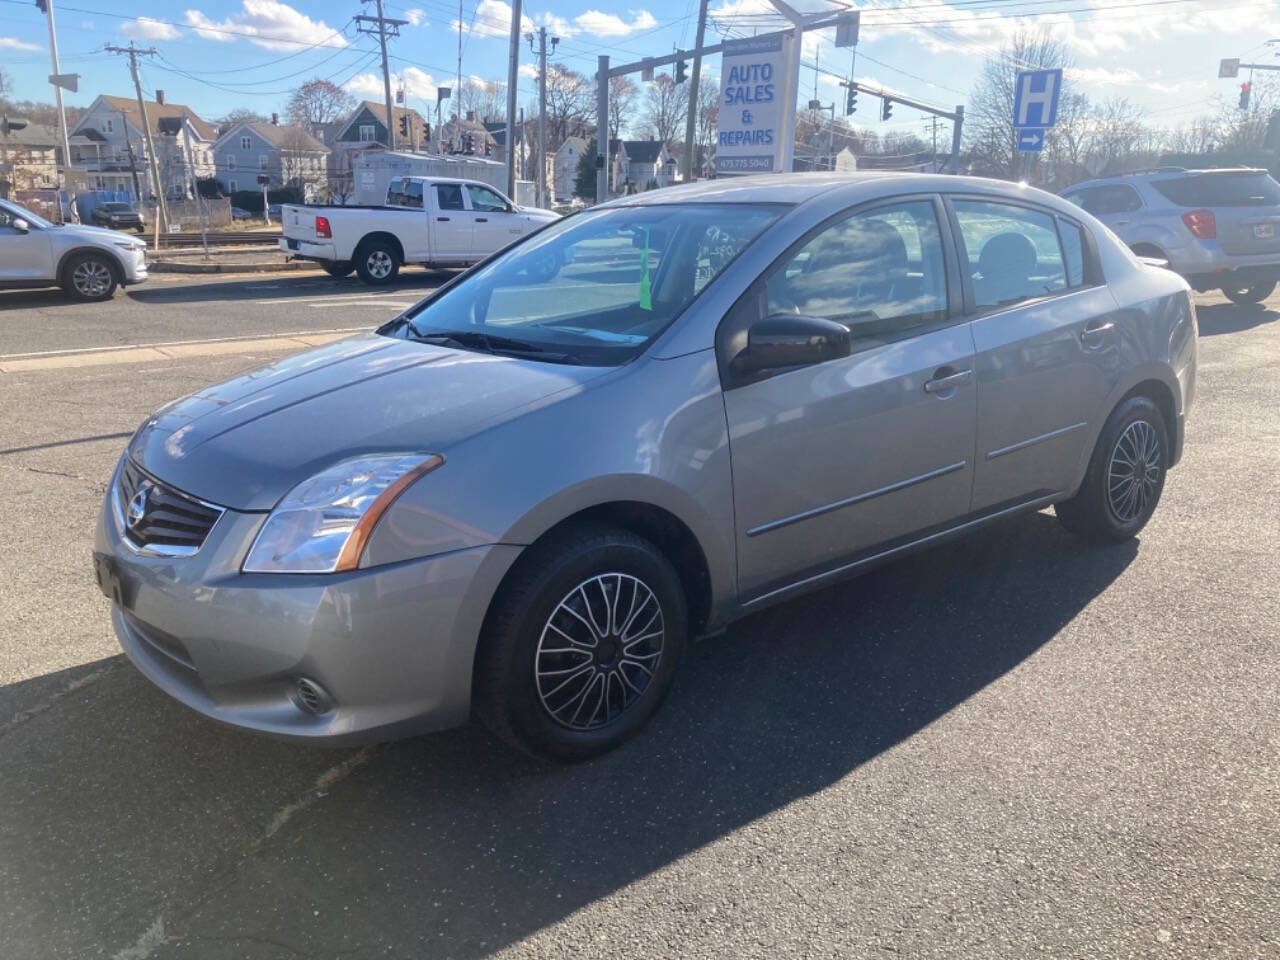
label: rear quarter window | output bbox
[1151,173,1280,207]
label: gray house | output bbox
[212,121,328,199]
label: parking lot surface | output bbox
[0,277,1275,958]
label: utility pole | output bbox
[528,28,558,207]
[104,43,167,234]
[39,0,73,221]
[504,0,522,198]
[356,1,408,150]
[120,109,142,203]
[457,0,463,126]
[682,0,709,181]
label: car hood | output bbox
[62,223,143,242]
[128,333,611,511]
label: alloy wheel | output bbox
[72,260,112,298]
[1107,419,1161,523]
[366,250,393,279]
[534,573,665,731]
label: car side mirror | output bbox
[732,313,851,377]
[12,218,29,233]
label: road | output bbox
[0,275,1276,959]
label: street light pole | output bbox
[41,0,73,221]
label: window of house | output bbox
[106,119,113,133]
[762,200,948,346]
[228,179,238,192]
[953,200,1068,309]
[241,136,251,150]
[259,155,268,170]
[360,124,376,142]
[226,155,236,170]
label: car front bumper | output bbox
[123,247,148,285]
[93,466,520,745]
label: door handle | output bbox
[1080,320,1115,345]
[437,216,450,222]
[923,368,972,394]
[475,217,488,222]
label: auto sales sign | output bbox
[716,33,800,175]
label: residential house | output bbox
[553,136,587,202]
[433,116,498,158]
[0,123,61,198]
[68,95,216,200]
[329,101,429,196]
[612,139,675,193]
[212,121,328,198]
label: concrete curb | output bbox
[148,259,322,274]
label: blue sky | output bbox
[1,0,1277,136]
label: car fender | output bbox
[55,244,127,283]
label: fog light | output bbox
[292,678,332,715]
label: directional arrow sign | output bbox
[48,73,79,93]
[1017,127,1045,152]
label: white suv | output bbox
[0,197,148,301]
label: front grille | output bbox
[115,458,223,556]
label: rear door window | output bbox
[953,200,1067,309]
[1058,219,1087,287]
[1150,172,1280,207]
[1069,184,1143,215]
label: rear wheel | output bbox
[474,525,687,761]
[61,253,118,302]
[1222,282,1274,304]
[322,261,354,278]
[354,241,399,285]
[1056,395,1169,544]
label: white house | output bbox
[611,139,676,193]
[68,95,216,200]
[212,121,328,198]
[553,136,587,202]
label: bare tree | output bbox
[696,78,719,165]
[284,79,355,133]
[1041,92,1092,187]
[1088,98,1150,173]
[608,75,639,140]
[0,69,9,98]
[277,126,326,199]
[541,63,594,152]
[461,79,506,123]
[220,108,269,128]
[637,74,689,148]
[966,28,1073,180]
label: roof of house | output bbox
[215,121,327,152]
[94,95,218,141]
[621,140,664,164]
[559,136,587,154]
[349,100,427,131]
[0,123,60,148]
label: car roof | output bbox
[1065,167,1270,190]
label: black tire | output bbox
[473,525,688,761]
[322,261,354,278]
[135,225,146,234]
[61,253,119,302]
[354,241,399,285]
[1056,395,1169,544]
[1222,282,1274,304]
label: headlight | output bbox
[243,453,444,574]
[114,240,143,251]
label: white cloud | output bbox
[404,8,427,26]
[347,66,437,100]
[536,12,577,37]
[454,0,532,39]
[518,63,539,80]
[574,9,657,38]
[122,16,181,40]
[182,2,348,50]
[0,36,41,52]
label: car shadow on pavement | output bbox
[122,270,458,307]
[0,511,1137,958]
[1195,302,1278,336]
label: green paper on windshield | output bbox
[638,227,652,311]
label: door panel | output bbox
[0,214,51,280]
[466,184,524,256]
[431,184,473,261]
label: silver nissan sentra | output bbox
[95,173,1197,760]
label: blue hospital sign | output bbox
[1013,69,1063,129]
[716,34,798,174]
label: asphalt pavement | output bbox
[0,277,1275,959]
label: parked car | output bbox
[279,176,559,284]
[231,207,254,221]
[267,203,282,219]
[89,202,145,233]
[0,197,148,301]
[95,174,1196,759]
[1061,167,1280,303]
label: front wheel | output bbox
[322,261,354,278]
[1056,395,1169,544]
[354,242,399,285]
[473,526,688,761]
[1222,282,1275,304]
[61,253,119,302]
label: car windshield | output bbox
[1151,172,1280,207]
[0,199,53,229]
[385,202,785,365]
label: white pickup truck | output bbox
[279,177,559,285]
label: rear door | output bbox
[949,196,1122,511]
[466,184,526,256]
[1150,171,1280,256]
[430,183,473,262]
[1063,184,1144,242]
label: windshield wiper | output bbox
[410,329,581,364]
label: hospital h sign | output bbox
[1012,69,1062,129]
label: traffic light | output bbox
[2,115,30,135]
[484,139,492,157]
[463,133,474,154]
[399,114,409,137]
[1240,82,1252,111]
[35,0,47,12]
[675,60,687,84]
[881,97,893,121]
[845,85,857,115]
